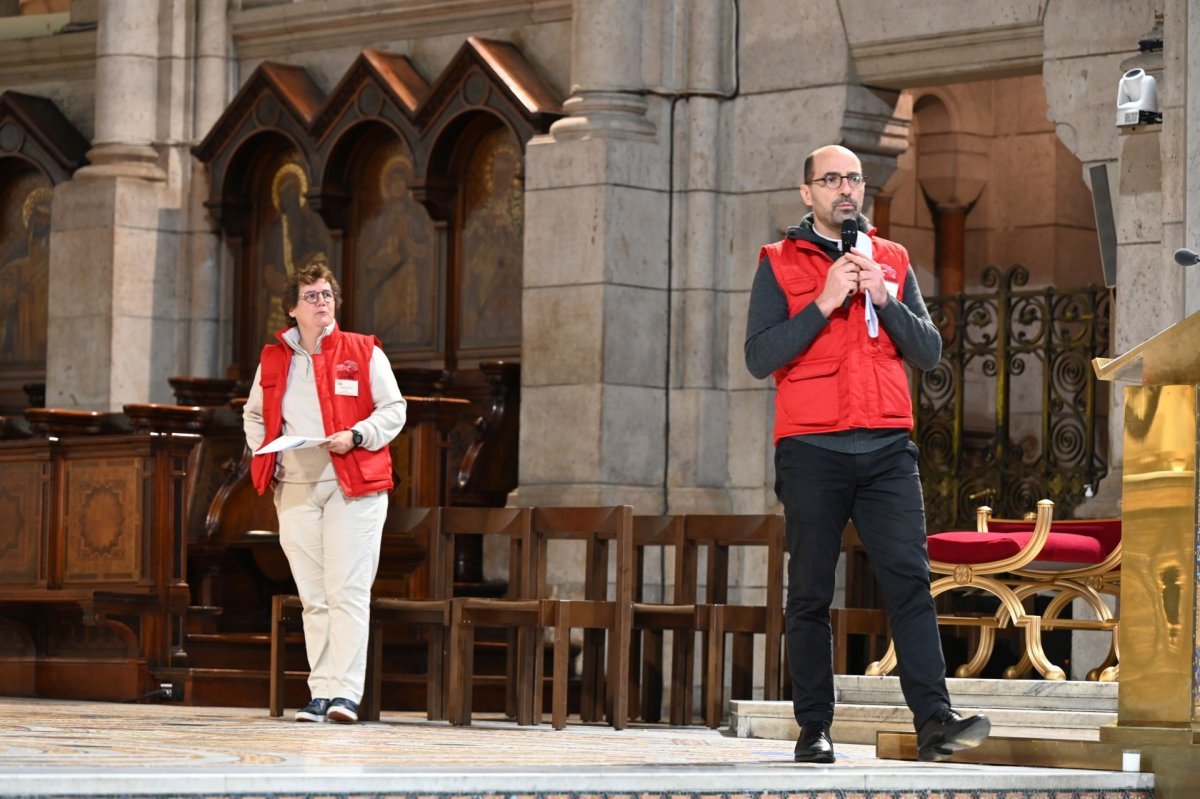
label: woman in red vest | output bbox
[244,255,407,723]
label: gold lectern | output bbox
[1093,311,1200,745]
[877,312,1200,795]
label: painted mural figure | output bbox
[0,185,51,364]
[459,131,523,350]
[356,147,434,350]
[257,161,332,343]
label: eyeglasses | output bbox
[300,289,335,305]
[809,172,866,190]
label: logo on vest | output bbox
[336,359,360,380]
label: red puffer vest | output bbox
[760,231,914,445]
[251,325,394,497]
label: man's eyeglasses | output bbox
[300,290,336,305]
[809,172,866,190]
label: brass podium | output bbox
[877,311,1200,795]
[1093,310,1200,744]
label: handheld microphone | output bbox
[840,219,858,309]
[841,218,858,257]
[1174,248,1200,266]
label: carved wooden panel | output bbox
[62,458,144,583]
[0,458,45,583]
[0,619,34,655]
[47,615,138,657]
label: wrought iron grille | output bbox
[915,265,1112,531]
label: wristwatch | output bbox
[350,428,363,448]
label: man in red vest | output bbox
[245,256,406,724]
[745,145,989,763]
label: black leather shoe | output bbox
[917,708,991,762]
[794,721,835,763]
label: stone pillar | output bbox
[186,0,232,379]
[46,0,173,410]
[548,0,655,140]
[1189,1,1200,316]
[871,192,893,239]
[517,0,668,511]
[77,0,164,181]
[1043,0,1162,678]
[915,133,986,295]
[931,205,967,296]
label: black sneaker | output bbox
[295,698,330,723]
[793,720,835,763]
[326,697,359,723]
[917,708,991,762]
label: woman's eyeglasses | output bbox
[300,290,336,305]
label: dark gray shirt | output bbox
[744,220,941,454]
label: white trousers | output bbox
[275,480,387,703]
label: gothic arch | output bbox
[193,38,562,379]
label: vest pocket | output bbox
[784,275,818,296]
[780,356,841,427]
[873,357,913,420]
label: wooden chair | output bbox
[268,594,306,718]
[445,505,634,730]
[424,506,534,724]
[269,506,441,722]
[361,506,447,721]
[682,513,785,728]
[867,499,1121,681]
[627,514,694,725]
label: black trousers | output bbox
[774,436,950,730]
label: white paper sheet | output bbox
[254,435,329,455]
[865,293,879,338]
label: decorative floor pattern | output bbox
[0,697,1153,799]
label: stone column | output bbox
[1043,0,1162,680]
[46,0,174,410]
[915,133,986,295]
[932,205,967,296]
[186,0,232,379]
[77,0,164,181]
[1179,3,1200,317]
[517,0,668,511]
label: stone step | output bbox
[731,676,1117,746]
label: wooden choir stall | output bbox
[0,367,519,708]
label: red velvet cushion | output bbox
[927,530,1113,565]
[986,518,1121,553]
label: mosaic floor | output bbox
[0,697,1153,799]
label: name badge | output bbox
[885,280,899,299]
[335,379,359,396]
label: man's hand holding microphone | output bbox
[815,219,889,318]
